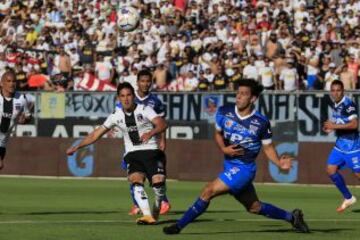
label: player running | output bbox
[0,70,33,170]
[323,80,359,212]
[116,69,170,216]
[163,79,310,234]
[67,82,168,225]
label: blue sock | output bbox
[130,184,138,206]
[177,198,210,229]
[329,172,352,199]
[258,202,293,222]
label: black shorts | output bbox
[124,149,166,182]
[0,147,6,160]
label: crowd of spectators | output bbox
[0,0,359,92]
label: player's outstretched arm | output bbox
[323,118,358,132]
[140,117,168,143]
[158,132,166,151]
[66,126,110,155]
[263,143,292,171]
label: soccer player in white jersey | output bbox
[66,82,168,225]
[0,70,32,170]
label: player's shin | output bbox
[129,184,138,206]
[329,172,353,199]
[177,197,210,229]
[152,181,166,219]
[258,202,293,222]
[133,183,151,216]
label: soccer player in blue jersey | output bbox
[117,69,171,216]
[163,79,310,234]
[323,80,359,212]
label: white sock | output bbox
[133,184,151,216]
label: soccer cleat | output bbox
[128,205,142,216]
[136,215,157,225]
[336,196,357,213]
[163,223,181,234]
[160,201,171,215]
[291,209,310,233]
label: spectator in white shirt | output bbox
[258,58,275,90]
[280,61,299,91]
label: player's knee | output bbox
[326,166,337,176]
[354,172,360,180]
[152,174,165,183]
[200,183,215,201]
[247,201,261,214]
[132,182,144,188]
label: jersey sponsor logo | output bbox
[127,125,138,132]
[224,166,240,180]
[249,125,259,134]
[251,119,261,126]
[224,131,243,142]
[346,106,355,113]
[15,103,22,111]
[1,112,13,119]
[225,112,235,118]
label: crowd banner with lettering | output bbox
[65,93,117,118]
[17,91,360,142]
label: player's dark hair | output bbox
[117,82,135,96]
[331,80,344,89]
[1,69,16,82]
[137,69,152,81]
[238,79,264,97]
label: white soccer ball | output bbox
[117,6,140,32]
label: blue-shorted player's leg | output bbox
[163,163,257,234]
[327,148,356,212]
[232,183,309,233]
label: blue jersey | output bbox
[116,93,165,117]
[331,96,360,152]
[215,104,272,163]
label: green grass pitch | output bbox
[0,177,359,240]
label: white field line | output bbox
[0,219,360,224]
[0,175,359,188]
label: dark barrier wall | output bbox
[1,137,358,185]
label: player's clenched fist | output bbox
[279,154,293,171]
[140,132,153,143]
[221,145,245,157]
[66,146,78,156]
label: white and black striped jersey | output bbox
[102,104,159,154]
[0,92,31,147]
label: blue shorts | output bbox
[327,148,360,173]
[218,160,256,194]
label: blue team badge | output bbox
[249,125,259,134]
[136,114,144,122]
